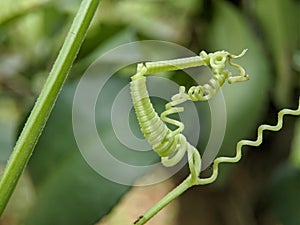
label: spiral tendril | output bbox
[130,50,248,178]
[196,97,300,185]
[130,49,300,225]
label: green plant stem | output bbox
[134,98,300,225]
[133,176,194,225]
[0,0,100,216]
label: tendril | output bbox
[130,49,300,225]
[132,97,300,225]
[197,97,300,185]
[130,49,248,178]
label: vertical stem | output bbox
[0,0,100,216]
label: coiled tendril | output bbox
[130,50,248,179]
[133,96,300,225]
[130,50,300,225]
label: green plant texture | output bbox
[133,97,300,225]
[0,0,299,225]
[130,51,300,224]
[0,0,100,216]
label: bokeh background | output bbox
[0,0,299,224]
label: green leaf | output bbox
[290,118,300,168]
[254,0,299,106]
[0,98,18,163]
[97,0,202,41]
[25,77,159,224]
[72,28,137,79]
[269,163,300,225]
[207,1,271,179]
[27,154,130,225]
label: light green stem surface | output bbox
[0,0,100,216]
[133,97,300,225]
[133,176,195,225]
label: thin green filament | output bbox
[133,98,300,225]
[130,50,299,225]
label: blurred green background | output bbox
[0,0,299,224]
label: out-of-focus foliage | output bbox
[24,81,129,225]
[290,119,300,168]
[269,162,300,225]
[207,0,271,175]
[0,0,299,224]
[254,0,299,106]
[0,99,18,163]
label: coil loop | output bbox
[130,65,201,178]
[187,71,230,101]
[160,86,201,177]
[187,49,248,101]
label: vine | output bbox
[130,50,300,225]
